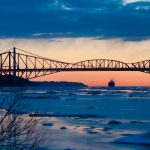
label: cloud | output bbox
[0,0,150,40]
[123,0,150,5]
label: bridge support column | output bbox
[13,47,16,77]
[13,47,16,83]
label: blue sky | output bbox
[0,0,150,40]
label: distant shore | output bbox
[0,75,87,88]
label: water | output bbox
[0,86,150,150]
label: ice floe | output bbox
[114,132,150,145]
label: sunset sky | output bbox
[0,0,150,86]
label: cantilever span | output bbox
[0,47,149,79]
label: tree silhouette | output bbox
[0,88,44,149]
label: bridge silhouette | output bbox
[0,47,149,80]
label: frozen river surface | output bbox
[0,86,150,150]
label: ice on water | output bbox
[0,86,150,150]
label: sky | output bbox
[0,0,150,86]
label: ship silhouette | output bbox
[108,80,115,87]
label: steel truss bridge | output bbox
[0,47,149,80]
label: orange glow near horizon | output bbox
[0,38,150,86]
[32,71,150,86]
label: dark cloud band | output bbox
[0,0,150,40]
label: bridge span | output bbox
[0,47,149,79]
